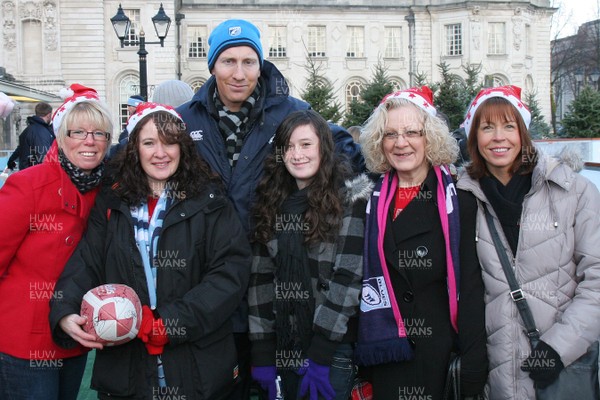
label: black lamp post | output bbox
[110,3,171,101]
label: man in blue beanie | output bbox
[177,19,364,400]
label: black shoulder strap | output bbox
[482,203,540,347]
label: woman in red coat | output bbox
[0,84,113,400]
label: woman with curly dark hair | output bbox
[49,103,251,400]
[248,110,373,400]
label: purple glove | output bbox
[251,365,277,400]
[299,359,336,400]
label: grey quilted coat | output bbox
[457,152,600,400]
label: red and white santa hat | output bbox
[52,83,101,134]
[463,85,531,136]
[379,86,437,117]
[125,102,184,136]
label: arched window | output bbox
[345,79,365,111]
[119,74,140,129]
[189,79,206,93]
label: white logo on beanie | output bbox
[229,26,242,36]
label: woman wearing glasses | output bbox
[0,84,112,400]
[49,103,251,399]
[355,87,488,400]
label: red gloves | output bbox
[137,305,169,355]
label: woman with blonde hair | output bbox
[355,87,488,400]
[0,84,113,400]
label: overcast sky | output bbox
[553,0,600,38]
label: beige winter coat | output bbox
[457,153,600,400]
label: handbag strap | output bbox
[482,203,541,347]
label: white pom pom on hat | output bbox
[52,83,101,134]
[463,85,531,136]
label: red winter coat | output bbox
[0,142,98,360]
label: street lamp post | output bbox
[574,68,584,96]
[589,69,600,91]
[110,3,171,101]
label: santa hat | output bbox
[379,86,437,117]
[126,102,184,136]
[463,85,531,136]
[52,83,101,134]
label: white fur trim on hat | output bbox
[126,102,185,136]
[380,86,437,117]
[463,85,531,136]
[52,84,100,134]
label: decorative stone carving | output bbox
[2,1,15,30]
[512,17,523,51]
[4,32,16,49]
[471,20,481,51]
[20,1,42,20]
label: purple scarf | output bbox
[355,165,460,366]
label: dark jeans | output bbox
[279,343,355,400]
[0,351,87,400]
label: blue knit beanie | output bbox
[207,19,263,71]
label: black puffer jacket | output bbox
[49,184,251,399]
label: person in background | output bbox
[0,83,113,400]
[355,87,488,400]
[176,18,364,400]
[249,110,371,400]
[152,80,195,108]
[49,103,251,400]
[7,101,54,171]
[457,85,600,399]
[117,94,144,142]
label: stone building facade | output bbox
[0,0,555,148]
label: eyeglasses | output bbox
[383,130,424,141]
[66,130,111,142]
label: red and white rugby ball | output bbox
[80,284,142,346]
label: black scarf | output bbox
[58,147,104,194]
[480,172,532,255]
[273,188,315,353]
[214,83,261,168]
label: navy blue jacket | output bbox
[177,61,364,332]
[177,61,364,233]
[14,116,55,170]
